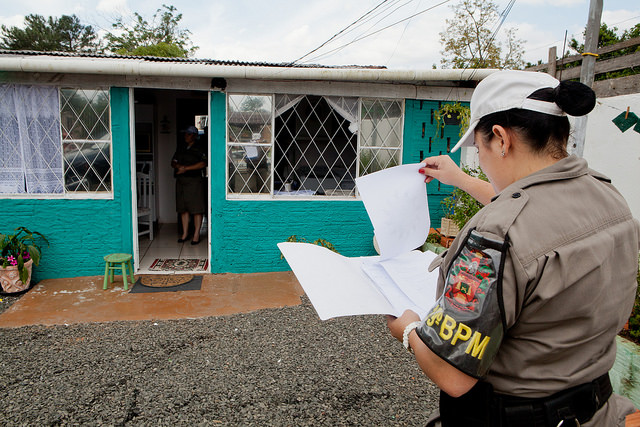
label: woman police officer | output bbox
[387,70,640,426]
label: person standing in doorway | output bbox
[171,125,207,245]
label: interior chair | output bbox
[136,171,154,241]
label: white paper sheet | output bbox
[355,163,429,260]
[279,162,440,320]
[278,242,440,319]
[278,242,395,320]
[378,250,439,316]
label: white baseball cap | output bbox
[451,71,565,153]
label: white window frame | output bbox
[225,93,275,200]
[357,97,404,178]
[225,93,404,201]
[0,85,113,200]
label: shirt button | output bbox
[512,192,521,198]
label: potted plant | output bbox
[433,102,470,138]
[440,165,489,236]
[0,227,49,294]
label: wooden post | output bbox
[548,46,557,78]
[573,0,603,157]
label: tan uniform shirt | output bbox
[428,156,640,425]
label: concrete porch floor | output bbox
[0,271,304,328]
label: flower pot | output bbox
[0,259,33,294]
[443,114,461,125]
[440,218,460,237]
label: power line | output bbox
[328,0,409,44]
[301,0,451,64]
[287,0,395,66]
[344,0,415,43]
[301,0,415,63]
[386,0,423,66]
[468,0,516,80]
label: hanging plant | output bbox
[433,102,470,138]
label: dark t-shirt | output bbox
[172,142,207,178]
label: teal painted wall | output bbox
[0,87,133,281]
[0,87,463,280]
[208,95,464,273]
[209,92,376,273]
[403,100,463,229]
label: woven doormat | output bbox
[129,275,202,293]
[149,258,208,272]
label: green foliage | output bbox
[126,42,186,58]
[439,0,524,69]
[0,14,101,53]
[433,102,470,138]
[359,149,399,176]
[441,166,489,229]
[568,22,640,80]
[0,227,49,284]
[426,232,441,244]
[280,235,339,259]
[627,256,640,340]
[240,96,266,112]
[104,4,198,58]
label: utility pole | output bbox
[572,0,602,157]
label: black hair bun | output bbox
[553,80,596,116]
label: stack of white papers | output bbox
[278,163,440,320]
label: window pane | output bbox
[63,141,112,192]
[60,89,111,141]
[60,88,112,194]
[227,95,272,143]
[360,99,403,149]
[273,95,357,197]
[359,147,400,176]
[227,144,271,194]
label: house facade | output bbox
[0,51,489,280]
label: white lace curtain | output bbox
[274,94,359,133]
[0,84,64,194]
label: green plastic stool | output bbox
[103,253,135,290]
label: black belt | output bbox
[440,373,612,427]
[496,373,612,427]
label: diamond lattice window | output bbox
[227,94,273,194]
[226,94,403,199]
[274,95,358,197]
[0,84,65,194]
[359,98,403,176]
[60,88,112,192]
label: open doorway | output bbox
[133,88,210,274]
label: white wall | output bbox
[155,93,177,224]
[582,93,640,221]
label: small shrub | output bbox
[426,232,441,244]
[280,235,339,259]
[627,256,640,340]
[441,166,489,230]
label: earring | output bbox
[501,150,505,157]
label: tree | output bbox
[104,4,198,58]
[439,0,525,69]
[569,22,620,56]
[568,22,640,79]
[0,14,101,53]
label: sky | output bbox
[1,0,638,70]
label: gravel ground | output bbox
[0,295,439,426]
